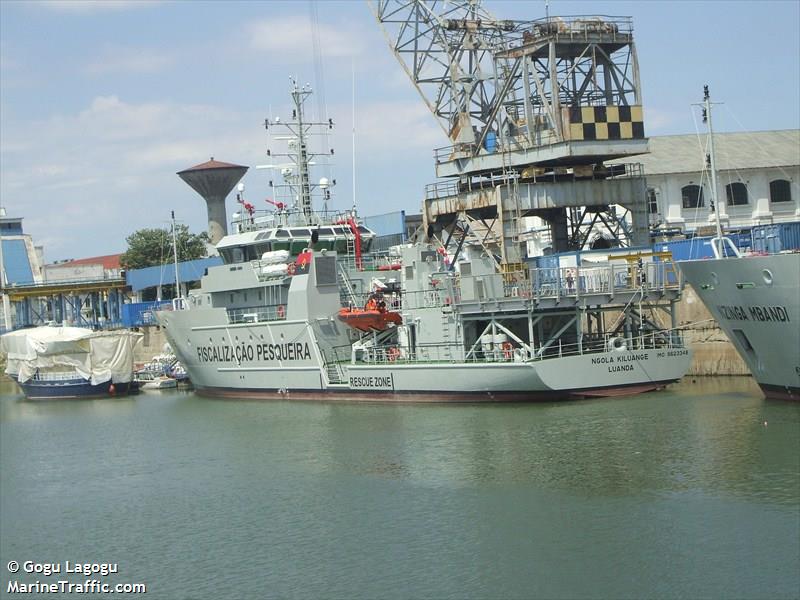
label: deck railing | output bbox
[460,261,680,305]
[227,305,287,324]
[330,330,685,367]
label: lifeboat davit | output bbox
[337,308,402,332]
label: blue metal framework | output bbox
[6,280,129,330]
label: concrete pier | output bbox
[679,286,750,376]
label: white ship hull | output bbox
[679,253,800,400]
[157,308,690,402]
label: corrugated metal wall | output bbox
[364,211,407,253]
[125,257,223,292]
[364,211,406,237]
[751,222,800,253]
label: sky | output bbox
[1,0,799,262]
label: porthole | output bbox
[762,269,773,285]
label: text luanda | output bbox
[196,341,312,364]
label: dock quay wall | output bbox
[679,285,750,376]
[133,326,169,366]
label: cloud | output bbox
[36,0,157,13]
[85,46,175,75]
[0,90,444,259]
[352,100,445,155]
[245,15,365,60]
[0,94,262,259]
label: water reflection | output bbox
[297,378,800,506]
[0,378,138,421]
[1,375,798,599]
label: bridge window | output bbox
[770,179,792,203]
[725,182,748,206]
[681,185,704,209]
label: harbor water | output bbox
[1,377,798,599]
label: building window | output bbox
[725,182,748,206]
[681,185,704,209]
[646,188,658,214]
[769,179,792,203]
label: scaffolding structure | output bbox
[372,1,650,260]
[4,278,129,329]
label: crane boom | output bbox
[369,0,522,149]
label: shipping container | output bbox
[751,221,800,254]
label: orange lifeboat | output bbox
[337,307,402,332]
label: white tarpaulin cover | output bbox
[0,327,142,385]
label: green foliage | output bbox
[120,225,209,270]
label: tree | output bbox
[120,225,209,270]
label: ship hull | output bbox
[157,308,691,402]
[191,382,674,403]
[679,253,800,401]
[12,377,135,400]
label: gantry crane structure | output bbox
[371,0,651,265]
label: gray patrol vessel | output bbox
[157,73,691,401]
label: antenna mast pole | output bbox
[701,85,740,259]
[0,206,11,331]
[352,60,357,212]
[704,86,724,246]
[171,211,181,299]
[291,80,313,222]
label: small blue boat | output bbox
[12,372,136,399]
[1,326,142,400]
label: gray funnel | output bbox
[177,158,249,244]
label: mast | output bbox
[0,206,11,330]
[291,81,314,221]
[264,79,335,226]
[702,85,740,259]
[171,211,181,299]
[352,60,357,212]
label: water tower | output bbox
[177,158,249,244]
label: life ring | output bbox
[387,347,401,362]
[277,305,286,319]
[287,263,296,276]
[607,336,627,352]
[501,341,513,360]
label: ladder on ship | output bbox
[325,361,346,384]
[337,263,359,307]
[344,225,357,263]
[440,308,453,361]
